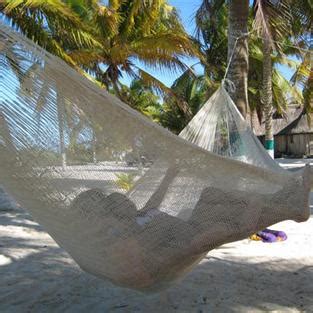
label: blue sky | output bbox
[169,0,202,34]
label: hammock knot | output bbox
[221,78,236,93]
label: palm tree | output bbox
[197,0,249,118]
[67,0,199,116]
[2,1,201,117]
[195,1,301,125]
[262,37,274,156]
[226,0,250,118]
[195,0,228,81]
[0,111,14,152]
[290,0,312,115]
[253,0,294,157]
[248,40,303,128]
[120,80,163,122]
[159,69,211,133]
[0,0,100,67]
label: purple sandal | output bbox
[257,230,277,243]
[262,228,287,241]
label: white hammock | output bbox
[0,24,310,291]
[179,85,284,172]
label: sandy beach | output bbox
[1,159,313,313]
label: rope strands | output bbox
[179,85,285,172]
[0,23,311,291]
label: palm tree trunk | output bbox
[112,79,127,103]
[262,37,274,158]
[226,0,249,119]
[249,110,259,132]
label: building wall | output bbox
[275,134,313,157]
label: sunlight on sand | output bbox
[0,255,12,266]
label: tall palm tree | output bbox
[226,0,250,118]
[195,1,301,125]
[0,111,14,152]
[195,0,228,81]
[254,0,273,156]
[290,0,312,115]
[248,40,303,127]
[253,0,293,157]
[1,1,198,113]
[197,0,249,118]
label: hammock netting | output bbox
[0,24,310,291]
[179,85,284,173]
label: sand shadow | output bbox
[1,209,313,313]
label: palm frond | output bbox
[290,52,311,86]
[94,4,121,39]
[253,0,293,51]
[136,68,192,117]
[1,0,101,61]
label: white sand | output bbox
[1,160,313,312]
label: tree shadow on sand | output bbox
[1,208,313,313]
[0,211,45,233]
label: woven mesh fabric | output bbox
[179,86,284,172]
[0,24,310,291]
[180,86,313,187]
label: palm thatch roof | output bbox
[253,106,304,136]
[277,113,313,135]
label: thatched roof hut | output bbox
[253,106,303,137]
[278,113,313,135]
[254,107,313,157]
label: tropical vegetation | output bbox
[0,0,311,147]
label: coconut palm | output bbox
[120,80,163,122]
[248,39,303,127]
[289,0,312,115]
[195,0,228,81]
[66,0,199,116]
[0,0,100,66]
[253,0,294,157]
[195,1,302,116]
[1,0,197,164]
[226,0,250,118]
[196,0,250,117]
[159,69,211,133]
[1,1,199,115]
[196,0,305,157]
